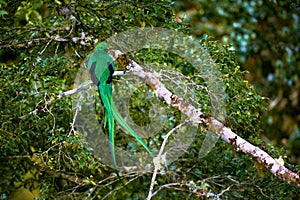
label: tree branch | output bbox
[147,120,191,200]
[111,50,300,188]
[20,81,92,119]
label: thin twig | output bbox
[150,183,182,197]
[20,81,92,119]
[146,120,191,200]
[39,39,53,55]
[68,91,84,137]
[101,173,144,200]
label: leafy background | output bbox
[0,0,299,199]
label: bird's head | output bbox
[95,42,108,51]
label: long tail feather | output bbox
[111,101,154,158]
[98,85,118,171]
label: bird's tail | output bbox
[111,101,154,158]
[98,85,118,172]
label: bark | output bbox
[111,50,300,188]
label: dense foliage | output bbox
[0,0,299,199]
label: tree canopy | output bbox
[0,0,299,199]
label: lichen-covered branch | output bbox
[112,50,300,188]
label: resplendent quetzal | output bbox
[87,42,154,172]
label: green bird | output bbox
[87,42,154,172]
